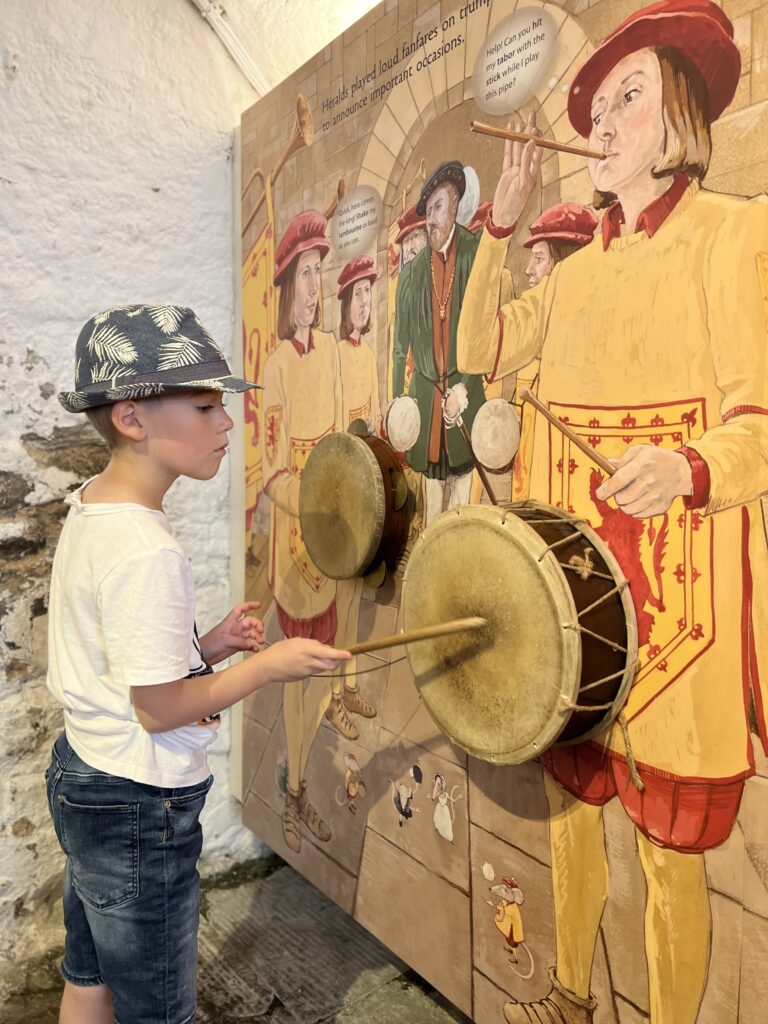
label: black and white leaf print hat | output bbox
[58,304,261,413]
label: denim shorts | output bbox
[45,732,213,1024]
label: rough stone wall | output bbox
[0,0,378,1004]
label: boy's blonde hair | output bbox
[85,405,122,448]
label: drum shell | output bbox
[299,432,410,580]
[401,501,638,764]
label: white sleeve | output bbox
[99,547,194,688]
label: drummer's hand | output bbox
[200,602,265,664]
[492,110,543,229]
[443,382,468,424]
[595,445,693,518]
[260,638,351,682]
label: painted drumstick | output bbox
[520,388,616,477]
[346,616,487,656]
[469,121,606,161]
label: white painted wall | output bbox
[0,0,378,998]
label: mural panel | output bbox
[240,2,768,1021]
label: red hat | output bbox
[568,0,740,138]
[394,203,427,244]
[523,203,598,248]
[337,256,378,299]
[468,200,493,234]
[273,210,330,286]
[501,877,519,889]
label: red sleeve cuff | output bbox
[485,210,517,239]
[678,446,710,509]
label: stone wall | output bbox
[0,0,377,1006]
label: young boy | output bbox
[46,304,349,1024]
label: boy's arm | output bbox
[131,639,349,733]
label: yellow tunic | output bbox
[458,182,768,781]
[338,336,382,431]
[261,331,342,620]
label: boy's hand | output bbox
[200,602,265,665]
[261,637,351,683]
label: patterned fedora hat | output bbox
[58,304,260,413]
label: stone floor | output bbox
[5,857,472,1024]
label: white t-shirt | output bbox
[46,482,218,787]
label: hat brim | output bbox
[273,238,330,286]
[58,375,262,414]
[337,269,378,299]
[416,166,467,216]
[395,219,427,244]
[523,231,595,248]
[568,12,740,137]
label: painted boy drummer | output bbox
[457,1,767,1021]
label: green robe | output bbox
[392,225,485,478]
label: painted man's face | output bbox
[349,279,371,333]
[293,248,322,329]
[426,184,458,252]
[587,48,666,197]
[525,240,554,287]
[401,227,427,265]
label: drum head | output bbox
[470,399,520,471]
[385,396,421,452]
[401,504,581,764]
[299,433,385,579]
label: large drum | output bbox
[299,431,410,581]
[400,501,638,764]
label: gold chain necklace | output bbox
[430,252,456,322]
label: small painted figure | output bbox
[390,764,423,826]
[487,877,525,965]
[431,773,462,842]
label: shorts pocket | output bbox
[57,795,139,910]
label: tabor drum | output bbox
[384,396,421,452]
[400,501,638,764]
[299,431,410,581]
[470,398,521,472]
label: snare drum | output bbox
[400,501,638,764]
[299,431,410,581]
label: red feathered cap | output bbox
[337,256,378,299]
[568,0,740,138]
[394,203,427,244]
[523,203,598,248]
[273,210,330,286]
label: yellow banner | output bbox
[241,182,278,523]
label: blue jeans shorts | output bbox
[45,732,213,1024]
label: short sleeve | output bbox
[99,547,194,688]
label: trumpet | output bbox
[242,95,314,235]
[323,178,348,220]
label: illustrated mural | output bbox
[239,2,768,1021]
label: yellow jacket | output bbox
[458,182,768,781]
[261,331,342,619]
[338,336,382,432]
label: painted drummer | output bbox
[457,2,767,1021]
[512,203,598,504]
[393,161,487,526]
[326,256,380,742]
[262,209,343,855]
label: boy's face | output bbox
[131,391,233,481]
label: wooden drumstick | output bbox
[346,616,486,656]
[469,121,606,161]
[520,389,616,477]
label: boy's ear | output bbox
[110,401,147,442]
